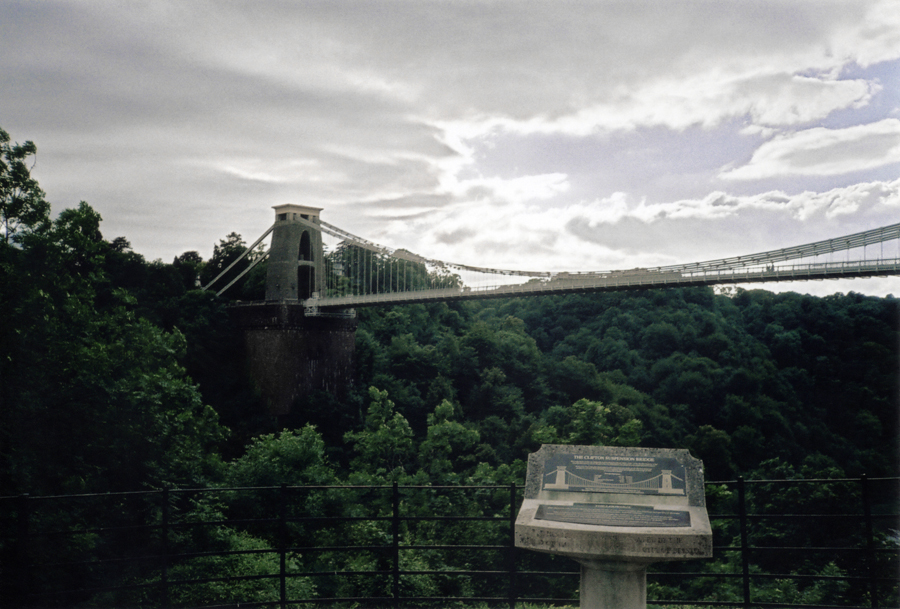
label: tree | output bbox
[0,127,50,244]
[1,198,227,495]
[539,398,642,447]
[199,232,266,298]
[417,400,480,481]
[226,427,334,488]
[344,387,415,480]
[171,249,206,289]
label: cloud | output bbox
[381,178,900,272]
[440,173,571,203]
[435,227,477,245]
[721,119,900,180]
[417,1,896,142]
[739,75,877,126]
[830,0,900,68]
[567,179,900,225]
[212,158,324,184]
[440,72,879,140]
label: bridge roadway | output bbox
[302,258,900,310]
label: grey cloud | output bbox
[435,228,476,245]
[723,120,900,180]
[564,200,897,265]
[787,132,900,168]
[355,194,453,213]
[759,193,792,204]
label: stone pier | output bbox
[229,301,357,415]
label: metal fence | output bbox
[1,476,897,609]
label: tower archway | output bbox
[297,230,315,298]
[299,230,312,261]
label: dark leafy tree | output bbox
[199,232,266,299]
[0,128,50,244]
[173,249,205,289]
[1,201,227,495]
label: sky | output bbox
[2,0,900,297]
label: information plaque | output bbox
[515,445,713,609]
[515,445,712,563]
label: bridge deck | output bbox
[304,259,900,309]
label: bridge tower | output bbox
[230,205,357,416]
[265,204,326,301]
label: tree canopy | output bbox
[0,127,50,244]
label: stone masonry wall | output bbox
[229,302,357,415]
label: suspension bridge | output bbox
[206,204,900,312]
[204,205,900,413]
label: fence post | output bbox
[161,488,169,609]
[391,482,400,607]
[860,474,878,608]
[15,494,31,606]
[508,483,518,609]
[737,476,750,608]
[280,483,288,609]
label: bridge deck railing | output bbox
[312,258,900,309]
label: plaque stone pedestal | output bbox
[515,445,713,609]
[579,561,646,609]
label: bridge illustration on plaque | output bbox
[543,465,686,495]
[541,454,685,496]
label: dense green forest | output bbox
[1,127,897,606]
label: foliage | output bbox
[345,387,416,480]
[1,199,226,496]
[102,500,316,607]
[418,399,480,481]
[0,127,50,243]
[540,398,643,446]
[199,231,267,299]
[226,426,335,488]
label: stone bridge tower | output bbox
[265,204,326,301]
[230,205,357,417]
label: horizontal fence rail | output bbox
[1,477,897,609]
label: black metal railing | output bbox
[1,477,897,608]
